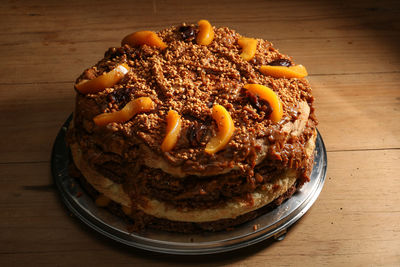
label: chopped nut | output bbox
[255,173,264,183]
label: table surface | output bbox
[1,0,399,266]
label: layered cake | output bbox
[67,20,318,233]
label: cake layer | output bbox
[69,127,316,207]
[69,128,315,222]
[75,169,300,233]
[71,141,294,222]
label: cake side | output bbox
[66,21,318,232]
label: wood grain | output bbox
[1,150,399,265]
[0,0,399,266]
[1,0,400,84]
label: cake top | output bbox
[73,21,316,177]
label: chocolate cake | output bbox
[66,20,318,233]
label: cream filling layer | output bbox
[70,142,297,222]
[69,127,316,223]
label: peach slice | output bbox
[75,63,130,94]
[93,97,155,126]
[259,64,308,78]
[121,31,167,50]
[205,105,235,155]
[95,195,111,207]
[238,37,258,61]
[196,20,214,45]
[161,110,182,152]
[121,206,132,215]
[244,84,283,123]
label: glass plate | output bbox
[52,115,327,255]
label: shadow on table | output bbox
[66,207,308,266]
[83,223,279,266]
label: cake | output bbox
[66,20,318,233]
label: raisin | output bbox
[104,47,117,58]
[108,87,132,104]
[187,124,209,146]
[179,25,196,41]
[268,59,292,67]
[246,91,273,116]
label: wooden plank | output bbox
[1,0,399,266]
[0,1,399,84]
[0,82,74,163]
[3,35,400,85]
[0,150,399,265]
[1,0,399,39]
[0,72,399,163]
[312,73,400,151]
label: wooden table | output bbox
[1,0,399,265]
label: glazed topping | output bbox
[268,59,292,67]
[161,110,182,152]
[196,20,214,45]
[93,97,155,126]
[121,31,167,50]
[238,37,258,61]
[205,105,235,155]
[75,63,130,94]
[244,84,283,123]
[259,64,308,78]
